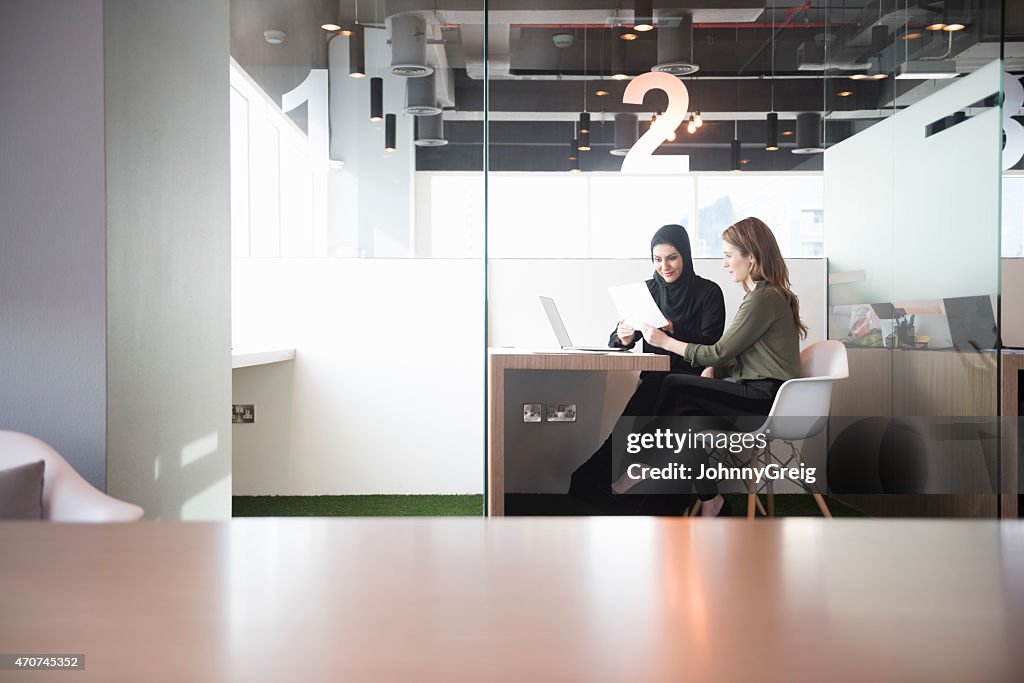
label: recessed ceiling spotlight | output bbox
[944,23,966,32]
[926,22,947,31]
[837,90,853,97]
[595,89,609,97]
[849,73,869,80]
[903,31,923,40]
[320,23,341,32]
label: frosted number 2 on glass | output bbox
[621,72,690,174]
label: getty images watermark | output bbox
[619,427,817,487]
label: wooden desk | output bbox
[2,519,1024,682]
[488,350,669,515]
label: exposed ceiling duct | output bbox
[653,14,699,75]
[406,72,443,114]
[414,113,448,146]
[610,113,638,156]
[388,13,433,77]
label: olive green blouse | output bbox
[682,281,802,383]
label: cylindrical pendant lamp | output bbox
[611,41,629,80]
[578,130,591,151]
[634,0,654,31]
[765,112,779,151]
[385,114,397,151]
[349,25,365,78]
[579,112,591,134]
[370,77,384,121]
[731,138,741,171]
[569,138,579,161]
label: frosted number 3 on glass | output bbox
[621,72,690,174]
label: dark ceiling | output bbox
[234,0,1015,171]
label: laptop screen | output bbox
[539,296,573,347]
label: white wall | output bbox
[0,0,107,489]
[232,257,823,495]
[232,258,485,495]
[105,0,232,520]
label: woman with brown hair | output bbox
[638,217,806,517]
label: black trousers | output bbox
[568,373,782,511]
[567,371,691,515]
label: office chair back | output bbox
[761,340,849,442]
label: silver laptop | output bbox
[539,296,630,352]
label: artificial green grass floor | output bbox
[232,494,863,517]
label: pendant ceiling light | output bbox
[633,0,654,32]
[766,2,778,151]
[766,112,779,151]
[349,25,366,78]
[617,25,637,41]
[385,113,397,151]
[578,130,591,152]
[370,77,383,121]
[611,39,629,80]
[579,29,591,134]
[569,138,579,162]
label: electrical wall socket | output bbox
[232,404,255,424]
[523,403,543,422]
[546,403,577,422]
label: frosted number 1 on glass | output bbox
[621,72,690,174]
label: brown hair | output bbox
[722,217,808,339]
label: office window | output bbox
[230,62,325,259]
[419,171,817,259]
[693,175,824,258]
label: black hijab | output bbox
[648,224,698,324]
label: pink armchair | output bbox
[0,430,143,521]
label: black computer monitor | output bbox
[943,295,998,352]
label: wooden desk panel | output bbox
[488,351,669,515]
[831,348,1008,518]
[2,519,1024,683]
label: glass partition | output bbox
[823,0,1006,516]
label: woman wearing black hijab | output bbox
[568,224,725,515]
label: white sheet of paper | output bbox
[608,282,669,332]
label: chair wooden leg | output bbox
[792,448,832,519]
[688,499,703,517]
[755,495,767,516]
[766,480,775,517]
[747,447,759,519]
[811,492,833,519]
